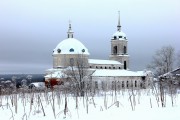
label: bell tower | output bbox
[109,12,129,70]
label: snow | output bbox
[45,69,147,79]
[29,82,45,88]
[117,54,129,56]
[0,89,180,120]
[89,59,122,65]
[45,71,64,78]
[92,69,146,77]
[112,31,127,40]
[45,68,148,79]
[53,38,89,55]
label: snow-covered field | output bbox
[0,89,180,120]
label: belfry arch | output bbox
[124,61,127,70]
[113,46,117,55]
[124,46,127,54]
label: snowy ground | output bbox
[0,89,180,120]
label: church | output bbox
[45,13,152,89]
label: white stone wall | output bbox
[89,63,122,69]
[53,54,89,68]
[110,39,129,69]
[89,76,150,90]
[111,40,128,55]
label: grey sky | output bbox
[0,0,180,73]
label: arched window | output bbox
[119,67,121,69]
[122,81,124,88]
[90,66,92,68]
[135,81,137,87]
[96,66,98,69]
[124,61,127,70]
[126,81,129,88]
[95,81,98,89]
[114,36,117,39]
[124,46,127,54]
[113,46,117,55]
[112,81,115,90]
[113,67,115,69]
[119,36,122,38]
[140,83,143,88]
[109,67,111,69]
[70,58,74,65]
[105,67,107,69]
[100,66,103,69]
[117,81,120,89]
[69,48,74,52]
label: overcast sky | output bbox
[0,0,180,74]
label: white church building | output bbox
[45,13,152,89]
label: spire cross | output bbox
[69,20,71,29]
[67,20,74,38]
[117,11,121,31]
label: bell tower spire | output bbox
[117,11,121,31]
[67,20,74,38]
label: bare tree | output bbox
[147,45,175,76]
[26,75,32,84]
[176,50,180,67]
[64,54,89,96]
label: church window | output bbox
[112,81,115,90]
[113,46,117,55]
[124,61,127,70]
[140,83,143,88]
[114,36,117,39]
[135,81,137,87]
[117,81,120,89]
[69,48,74,52]
[119,36,122,38]
[57,49,61,53]
[119,67,121,69]
[122,81,124,88]
[95,81,98,89]
[124,46,127,54]
[105,67,107,69]
[124,37,127,39]
[70,58,74,65]
[142,76,146,80]
[101,81,105,90]
[100,66,103,69]
[127,81,129,88]
[82,49,85,53]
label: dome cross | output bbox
[117,11,121,31]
